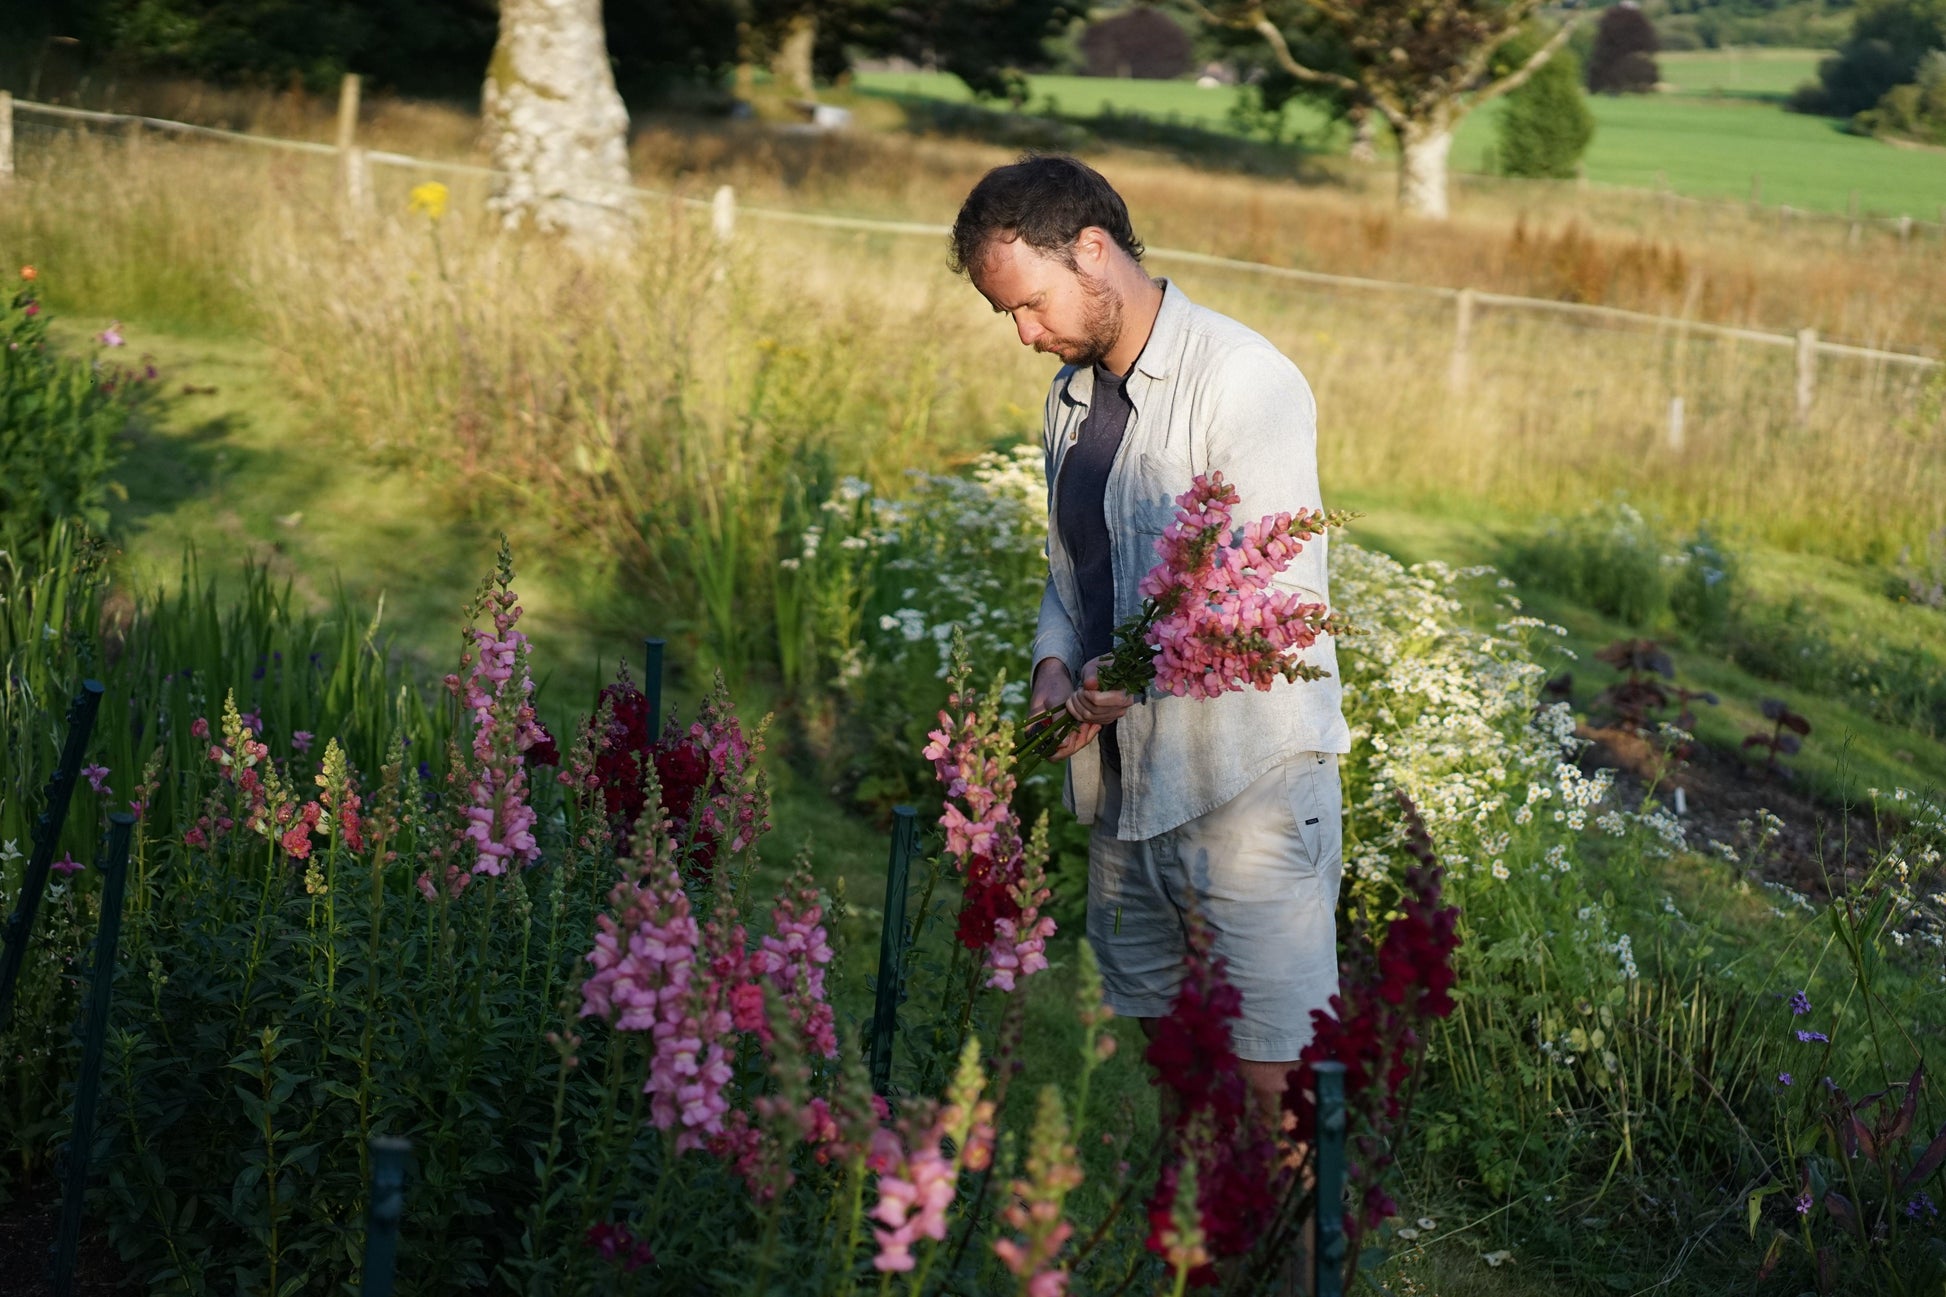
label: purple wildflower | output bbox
[240,710,264,734]
[51,854,84,877]
[1777,1072,1793,1087]
[292,731,315,754]
[1907,1192,1938,1220]
[1794,1193,1812,1216]
[1796,1030,1829,1044]
[1788,990,1810,1016]
[97,322,124,348]
[81,763,111,795]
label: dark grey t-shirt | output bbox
[1055,364,1136,770]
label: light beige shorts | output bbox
[1085,752,1344,1061]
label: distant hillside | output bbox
[1644,0,1854,49]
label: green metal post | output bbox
[642,637,666,740]
[869,805,919,1095]
[51,812,135,1297]
[360,1136,412,1297]
[1312,1061,1348,1297]
[0,679,105,1032]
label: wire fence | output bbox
[3,85,1940,405]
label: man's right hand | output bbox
[1030,657,1098,762]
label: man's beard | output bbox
[1038,272,1123,368]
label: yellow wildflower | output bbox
[408,181,450,221]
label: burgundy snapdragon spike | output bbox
[1286,794,1461,1260]
[1018,472,1354,769]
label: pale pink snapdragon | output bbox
[757,872,838,1058]
[581,864,745,1152]
[869,1041,995,1273]
[445,585,545,877]
[992,1087,1084,1296]
[871,1132,958,1272]
[925,689,1055,991]
[690,691,771,856]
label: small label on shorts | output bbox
[1305,817,1320,826]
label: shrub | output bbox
[1853,49,1946,142]
[1791,0,1946,116]
[1586,3,1661,93]
[1508,496,1672,626]
[0,267,150,567]
[1496,46,1596,178]
[1667,521,1740,640]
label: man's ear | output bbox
[1073,226,1111,273]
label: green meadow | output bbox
[855,58,1946,218]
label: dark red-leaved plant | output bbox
[1286,794,1462,1261]
[585,678,717,880]
[1143,920,1282,1286]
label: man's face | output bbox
[969,233,1122,368]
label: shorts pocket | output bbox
[1284,754,1340,879]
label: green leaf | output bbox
[1747,1182,1781,1238]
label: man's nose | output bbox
[1014,316,1042,348]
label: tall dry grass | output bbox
[22,74,1946,347]
[3,119,1941,672]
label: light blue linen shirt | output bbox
[1033,279,1352,841]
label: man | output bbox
[949,154,1351,1129]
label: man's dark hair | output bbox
[948,154,1145,277]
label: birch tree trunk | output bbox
[1397,112,1455,219]
[772,13,818,99]
[484,0,633,248]
[1347,105,1377,163]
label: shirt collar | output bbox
[1060,277,1185,408]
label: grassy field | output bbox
[1657,47,1826,100]
[853,62,1946,218]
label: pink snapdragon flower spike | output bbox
[445,547,545,878]
[690,682,772,857]
[926,670,1059,990]
[757,867,838,1058]
[992,1085,1084,1296]
[869,1039,995,1273]
[1018,472,1352,765]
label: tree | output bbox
[483,0,632,248]
[1183,0,1584,219]
[1496,37,1593,177]
[1791,0,1946,116]
[839,0,1076,101]
[1585,2,1659,94]
[1079,7,1194,79]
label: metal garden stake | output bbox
[869,805,920,1094]
[359,1136,412,1297]
[642,637,665,739]
[1312,1060,1349,1297]
[51,811,136,1297]
[0,678,105,1032]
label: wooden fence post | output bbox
[1448,288,1475,393]
[711,184,736,244]
[51,813,136,1297]
[0,91,13,187]
[870,805,919,1095]
[1667,395,1685,452]
[336,73,365,225]
[1795,327,1817,425]
[0,680,105,1033]
[1898,214,1912,246]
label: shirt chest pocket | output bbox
[1125,450,1193,536]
